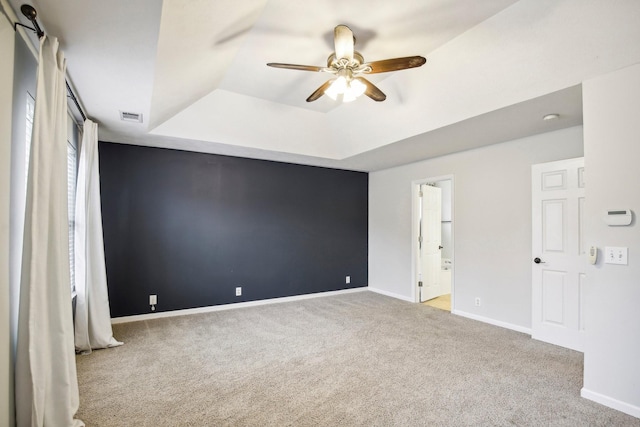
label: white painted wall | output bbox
[581,63,640,418]
[369,126,583,329]
[0,10,15,427]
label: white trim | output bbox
[581,388,640,419]
[367,286,414,303]
[453,309,532,335]
[111,287,368,324]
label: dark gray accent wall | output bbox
[99,142,368,317]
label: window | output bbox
[24,93,80,297]
[67,114,79,297]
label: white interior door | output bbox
[532,157,585,351]
[418,184,442,302]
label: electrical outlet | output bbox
[149,294,157,305]
[235,287,242,296]
[346,276,351,284]
[475,297,481,307]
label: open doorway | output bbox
[412,176,454,311]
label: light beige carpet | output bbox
[76,291,639,426]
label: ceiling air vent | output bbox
[119,111,143,123]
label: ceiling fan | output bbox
[267,25,426,103]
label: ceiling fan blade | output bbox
[355,77,386,102]
[334,25,354,60]
[365,56,426,74]
[306,80,334,102]
[267,63,324,72]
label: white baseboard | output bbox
[111,287,368,324]
[367,287,414,303]
[581,388,640,419]
[453,309,532,335]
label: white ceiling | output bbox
[7,0,640,171]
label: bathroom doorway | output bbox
[412,176,454,312]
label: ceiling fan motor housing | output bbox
[327,52,364,69]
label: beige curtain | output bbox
[74,119,123,353]
[15,35,84,427]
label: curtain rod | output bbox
[13,4,88,122]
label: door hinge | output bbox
[418,281,423,287]
[419,190,423,197]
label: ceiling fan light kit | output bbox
[267,25,426,103]
[325,71,367,102]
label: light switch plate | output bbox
[605,247,628,265]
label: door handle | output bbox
[533,257,545,264]
[439,245,443,250]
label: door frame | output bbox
[411,175,455,308]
